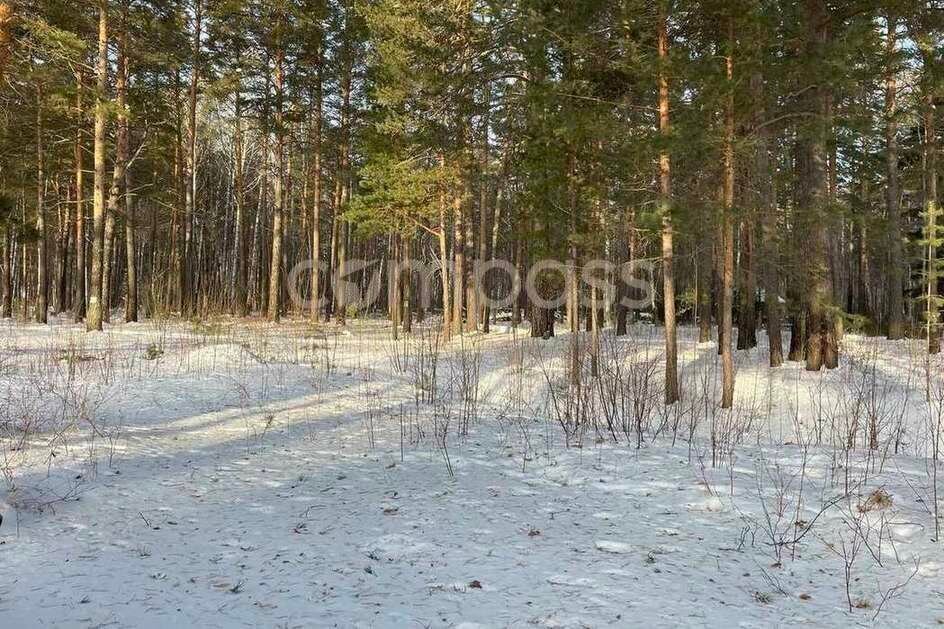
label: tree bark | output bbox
[658,11,679,405]
[736,220,757,350]
[924,90,940,354]
[267,37,286,322]
[35,84,48,324]
[1,226,11,317]
[482,155,504,333]
[452,194,465,331]
[74,70,86,321]
[720,21,735,408]
[801,0,839,371]
[308,61,323,323]
[87,0,108,332]
[438,160,452,340]
[752,71,783,366]
[465,177,478,333]
[101,209,115,322]
[884,15,904,340]
[181,0,201,317]
[403,234,413,333]
[119,12,136,322]
[477,111,493,332]
[57,183,71,313]
[334,13,352,326]
[124,196,137,321]
[233,71,248,316]
[103,12,129,325]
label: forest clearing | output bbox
[2,0,944,626]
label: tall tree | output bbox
[884,14,904,340]
[658,7,679,404]
[87,0,108,332]
[720,15,735,409]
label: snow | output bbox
[0,316,943,626]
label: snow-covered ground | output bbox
[1,316,943,627]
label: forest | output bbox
[1,0,944,626]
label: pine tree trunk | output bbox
[267,41,286,323]
[403,234,413,333]
[697,241,712,343]
[465,181,478,333]
[721,214,734,404]
[438,164,451,339]
[119,14,136,322]
[721,24,735,408]
[308,64,322,323]
[233,82,248,316]
[856,211,872,322]
[802,0,840,371]
[334,17,352,326]
[617,214,637,337]
[566,152,581,384]
[87,0,108,332]
[925,91,940,354]
[101,211,115,322]
[482,159,504,333]
[736,220,757,350]
[752,70,783,367]
[35,84,48,324]
[452,195,465,332]
[884,15,904,340]
[530,274,555,340]
[390,234,400,339]
[658,12,679,405]
[181,0,201,317]
[591,280,601,377]
[476,127,492,333]
[57,183,71,313]
[74,70,86,321]
[171,70,182,312]
[512,235,523,327]
[102,15,128,326]
[1,227,11,317]
[125,195,137,321]
[715,222,724,355]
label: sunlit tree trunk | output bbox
[334,11,352,326]
[267,36,286,322]
[101,202,115,322]
[658,10,679,404]
[308,60,323,323]
[438,160,452,340]
[925,90,940,354]
[35,84,48,324]
[103,11,129,325]
[119,9,136,322]
[74,70,86,321]
[87,0,108,332]
[181,0,201,317]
